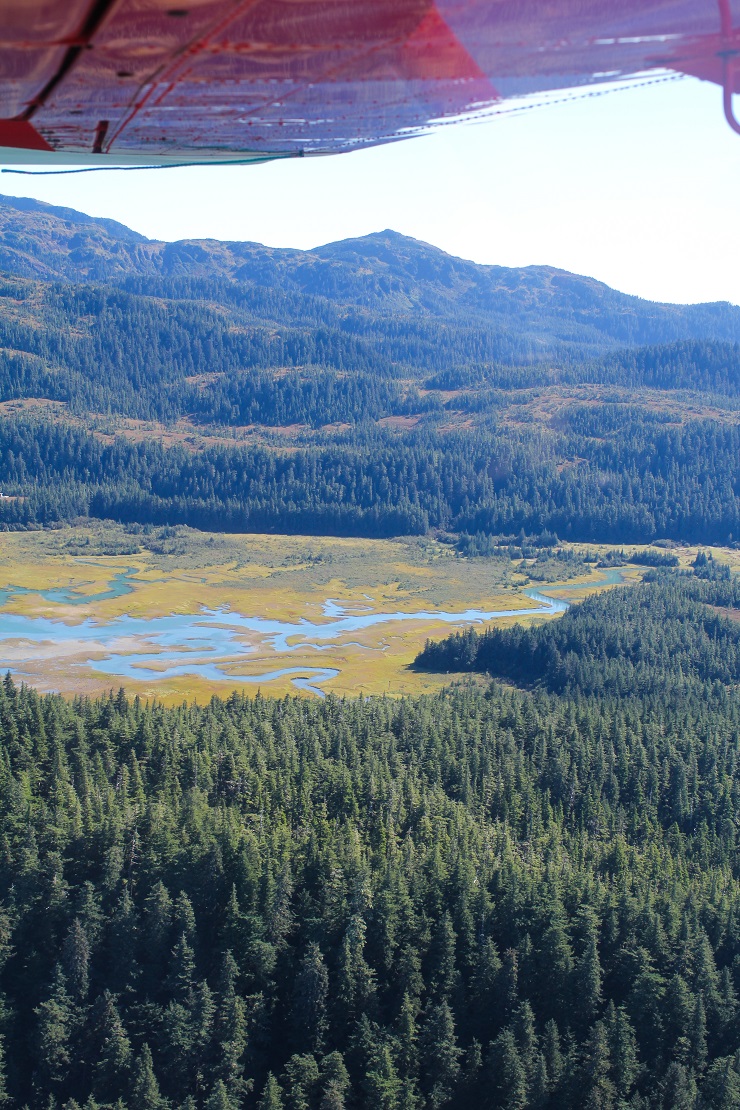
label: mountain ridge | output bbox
[0,198,739,546]
[1,194,739,353]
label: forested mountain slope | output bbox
[2,194,740,352]
[1,196,740,544]
[0,413,738,544]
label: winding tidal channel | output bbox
[0,568,624,696]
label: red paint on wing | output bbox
[0,0,737,157]
[400,6,491,83]
[0,118,53,149]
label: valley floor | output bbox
[0,523,726,702]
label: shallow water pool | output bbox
[0,568,619,696]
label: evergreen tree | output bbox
[212,952,249,1098]
[699,1056,740,1108]
[166,933,196,1005]
[130,1044,164,1110]
[607,1003,639,1102]
[318,1053,350,1110]
[690,996,708,1074]
[428,913,458,999]
[575,914,603,1026]
[34,965,73,1097]
[143,881,172,989]
[396,993,419,1081]
[282,1055,319,1110]
[581,1021,616,1110]
[662,1062,698,1110]
[61,920,90,1003]
[487,1029,527,1110]
[0,628,739,1108]
[542,1020,563,1091]
[529,1053,548,1109]
[106,888,139,998]
[0,1035,9,1108]
[420,1000,461,1110]
[337,916,376,1021]
[362,1043,401,1110]
[89,991,132,1103]
[258,1074,284,1110]
[204,1080,235,1110]
[290,943,329,1055]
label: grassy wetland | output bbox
[0,522,725,703]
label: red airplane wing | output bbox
[0,0,738,162]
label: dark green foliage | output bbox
[415,570,740,695]
[596,340,740,394]
[626,550,679,568]
[0,595,738,1107]
[130,1044,163,1110]
[257,1075,283,1110]
[1,202,740,544]
[3,198,740,354]
[290,943,329,1055]
[0,409,740,543]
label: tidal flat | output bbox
[0,523,717,701]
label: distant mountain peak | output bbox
[313,228,457,260]
[0,193,149,244]
[0,194,739,348]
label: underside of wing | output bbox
[0,0,738,163]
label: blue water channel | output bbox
[0,566,622,696]
[0,566,136,608]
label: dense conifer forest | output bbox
[0,411,738,544]
[3,563,740,1107]
[414,564,740,693]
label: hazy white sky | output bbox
[1,74,738,306]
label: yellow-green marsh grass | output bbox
[0,524,704,702]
